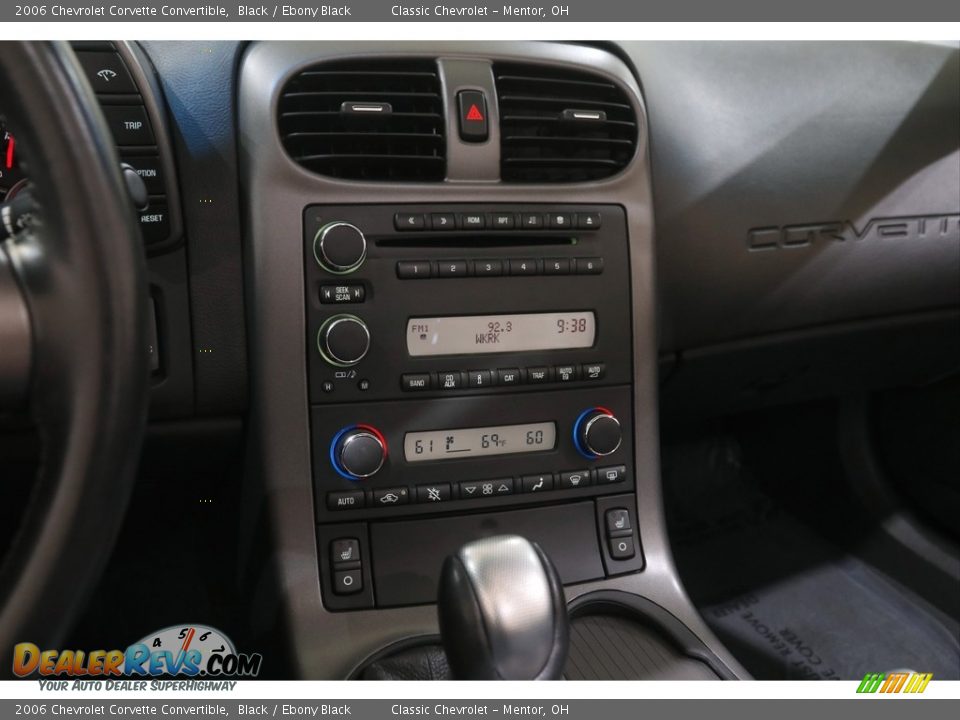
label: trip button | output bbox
[333,569,362,595]
[559,470,592,489]
[401,373,432,392]
[327,491,365,511]
[373,487,409,506]
[102,105,154,146]
[521,473,554,493]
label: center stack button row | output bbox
[395,211,601,231]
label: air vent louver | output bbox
[278,59,445,182]
[495,63,638,183]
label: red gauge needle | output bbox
[4,135,12,170]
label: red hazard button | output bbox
[457,90,488,142]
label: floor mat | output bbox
[681,514,960,680]
[664,425,960,680]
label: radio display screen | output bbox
[406,312,595,356]
[404,422,557,462]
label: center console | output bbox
[240,40,745,680]
[304,204,642,609]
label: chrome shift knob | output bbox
[437,535,569,680]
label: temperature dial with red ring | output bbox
[330,424,387,480]
[573,407,622,460]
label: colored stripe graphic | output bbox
[857,672,932,694]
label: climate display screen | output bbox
[404,422,557,462]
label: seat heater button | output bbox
[605,509,632,537]
[331,538,361,567]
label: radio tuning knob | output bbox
[574,408,622,459]
[314,222,367,274]
[318,314,370,367]
[332,425,387,479]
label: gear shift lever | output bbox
[437,535,569,679]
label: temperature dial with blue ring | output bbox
[330,424,387,480]
[573,407,622,459]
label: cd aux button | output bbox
[438,371,464,390]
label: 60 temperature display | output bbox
[404,422,557,462]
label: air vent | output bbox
[278,59,445,182]
[495,63,638,183]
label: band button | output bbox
[401,373,432,391]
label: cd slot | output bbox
[376,234,576,249]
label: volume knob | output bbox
[314,222,367,274]
[332,425,387,479]
[574,408,622,459]
[318,314,370,367]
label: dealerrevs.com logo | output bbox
[12,624,262,679]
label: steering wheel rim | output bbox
[0,41,149,668]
